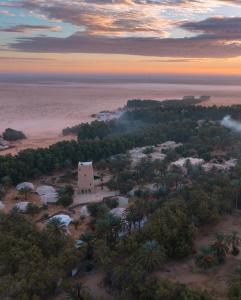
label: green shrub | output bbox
[3,128,26,141]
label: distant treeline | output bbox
[1,99,241,185]
[0,122,190,184]
[63,120,124,137]
[63,98,241,140]
[62,98,209,136]
[126,96,209,109]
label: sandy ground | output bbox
[0,134,77,156]
[2,189,43,213]
[1,170,115,231]
[1,82,241,155]
[49,272,114,300]
[157,215,241,299]
[64,215,241,300]
[73,186,118,205]
[84,272,114,300]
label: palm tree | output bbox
[19,187,32,200]
[154,176,162,191]
[154,175,171,196]
[108,214,123,243]
[195,245,216,270]
[125,206,138,234]
[80,233,94,260]
[211,233,229,263]
[134,198,147,228]
[72,219,81,230]
[65,282,90,300]
[231,179,241,210]
[136,240,166,272]
[228,231,240,256]
[47,217,67,234]
[168,166,184,191]
[125,203,145,232]
[96,214,123,245]
[0,184,5,199]
[155,159,168,177]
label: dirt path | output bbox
[84,272,114,300]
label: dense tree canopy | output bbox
[0,213,79,300]
[1,99,241,185]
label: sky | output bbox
[1,0,241,75]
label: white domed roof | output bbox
[16,182,34,191]
[14,201,30,212]
[36,185,58,204]
[49,214,72,226]
[80,205,90,217]
[110,207,126,218]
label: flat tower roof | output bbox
[78,161,93,166]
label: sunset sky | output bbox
[1,0,241,75]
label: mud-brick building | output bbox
[78,162,94,193]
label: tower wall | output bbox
[78,162,94,193]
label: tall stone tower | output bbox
[78,162,94,193]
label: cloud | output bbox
[141,58,205,62]
[5,1,241,58]
[19,0,171,37]
[181,17,241,38]
[6,0,237,39]
[14,0,240,39]
[0,9,15,16]
[0,56,55,61]
[10,31,241,58]
[0,1,20,6]
[20,0,218,37]
[220,0,241,5]
[0,24,62,33]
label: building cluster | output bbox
[0,143,237,234]
[128,141,182,166]
[171,157,237,173]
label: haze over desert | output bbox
[1,80,241,154]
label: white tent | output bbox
[75,240,85,249]
[14,201,30,213]
[49,214,72,226]
[110,207,126,218]
[36,185,58,204]
[36,185,56,195]
[117,196,129,206]
[171,157,204,168]
[80,205,90,217]
[39,193,58,204]
[16,182,34,191]
[0,201,5,210]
